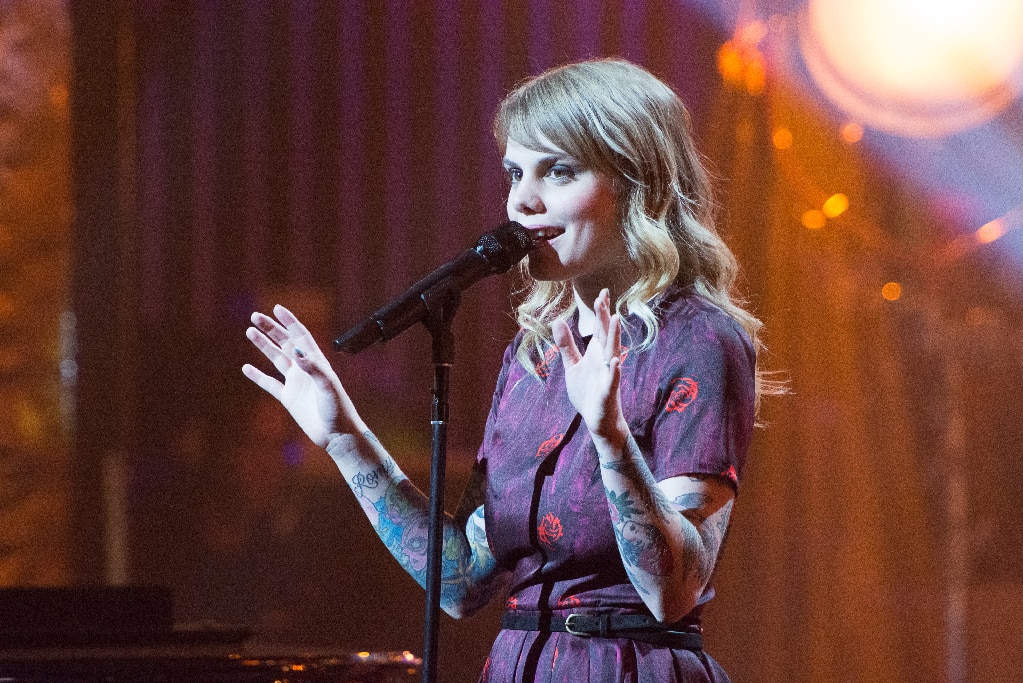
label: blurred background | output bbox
[2,0,1022,681]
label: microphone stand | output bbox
[419,280,460,683]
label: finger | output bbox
[251,311,290,347]
[273,305,323,357]
[242,363,284,400]
[247,326,292,376]
[608,313,622,362]
[607,355,623,396]
[291,345,340,394]
[552,320,582,367]
[592,289,611,350]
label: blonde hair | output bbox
[495,59,773,409]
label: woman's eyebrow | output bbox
[502,153,573,168]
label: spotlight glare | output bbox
[800,0,1023,137]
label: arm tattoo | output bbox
[600,437,678,580]
[333,431,502,615]
[600,440,676,518]
[371,479,501,614]
[600,437,726,593]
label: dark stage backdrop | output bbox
[68,2,1023,682]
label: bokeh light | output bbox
[822,193,849,218]
[773,127,794,149]
[881,282,904,301]
[976,218,1007,243]
[802,209,827,230]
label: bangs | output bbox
[496,72,609,167]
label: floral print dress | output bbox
[476,286,756,683]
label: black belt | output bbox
[501,612,703,650]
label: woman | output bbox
[244,59,765,682]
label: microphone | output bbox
[333,221,533,354]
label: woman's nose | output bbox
[509,177,544,215]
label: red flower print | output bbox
[506,596,519,610]
[535,345,559,378]
[535,433,565,459]
[665,377,698,413]
[721,464,738,486]
[537,512,563,549]
[556,595,581,609]
[619,346,630,363]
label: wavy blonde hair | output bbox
[495,59,773,409]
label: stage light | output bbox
[823,193,849,218]
[882,282,903,301]
[799,0,1023,137]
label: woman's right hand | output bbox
[242,304,365,448]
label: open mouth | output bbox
[526,226,566,246]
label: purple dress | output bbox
[476,286,755,683]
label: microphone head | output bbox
[475,221,533,273]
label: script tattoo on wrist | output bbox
[351,469,380,498]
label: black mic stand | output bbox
[419,280,460,683]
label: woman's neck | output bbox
[572,265,634,335]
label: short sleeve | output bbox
[647,310,756,490]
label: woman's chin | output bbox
[525,255,568,283]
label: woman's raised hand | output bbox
[552,289,630,446]
[242,304,365,448]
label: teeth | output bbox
[529,227,564,241]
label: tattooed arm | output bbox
[597,433,734,622]
[553,290,735,622]
[243,304,508,619]
[327,434,509,618]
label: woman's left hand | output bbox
[552,289,630,445]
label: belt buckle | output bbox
[564,613,592,638]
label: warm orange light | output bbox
[745,57,767,95]
[823,193,849,218]
[719,28,769,95]
[976,218,1007,243]
[881,282,903,301]
[840,122,864,143]
[802,210,827,230]
[773,128,794,149]
[717,43,744,84]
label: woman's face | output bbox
[504,137,628,291]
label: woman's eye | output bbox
[506,167,522,184]
[548,165,575,181]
